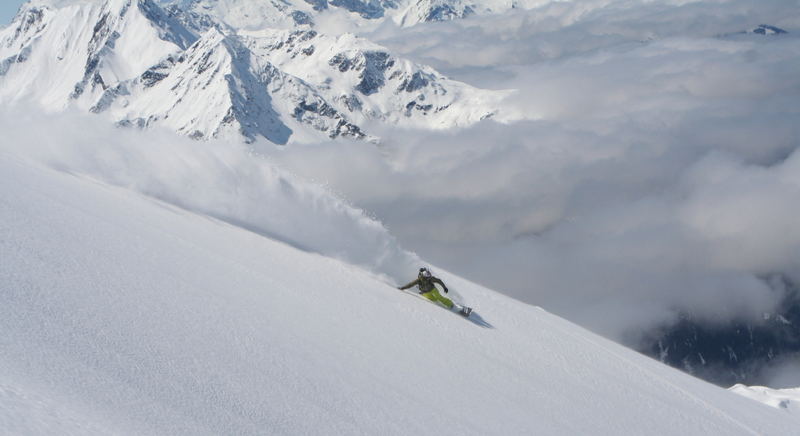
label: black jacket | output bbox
[399,275,448,293]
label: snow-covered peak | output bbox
[24,0,125,7]
[1,0,195,108]
[392,0,515,27]
[154,0,522,30]
[238,28,506,130]
[89,24,372,143]
[156,0,318,31]
[1,0,507,143]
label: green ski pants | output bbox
[421,288,454,309]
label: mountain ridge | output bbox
[0,0,508,144]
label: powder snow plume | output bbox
[0,108,420,283]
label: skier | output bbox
[399,267,472,317]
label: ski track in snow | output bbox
[2,151,800,434]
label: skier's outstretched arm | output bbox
[398,279,419,290]
[432,277,449,293]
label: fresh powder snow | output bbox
[730,385,800,416]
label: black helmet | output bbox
[419,267,432,278]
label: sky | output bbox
[0,1,24,26]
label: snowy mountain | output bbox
[237,28,504,129]
[747,24,788,35]
[96,27,370,143]
[641,282,800,387]
[0,0,505,144]
[0,0,195,109]
[154,0,517,30]
[3,129,800,434]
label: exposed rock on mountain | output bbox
[0,0,507,144]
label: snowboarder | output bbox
[399,267,472,317]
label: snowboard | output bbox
[397,288,473,318]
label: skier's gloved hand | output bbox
[444,287,449,293]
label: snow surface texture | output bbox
[730,385,800,416]
[2,137,800,434]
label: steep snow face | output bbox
[394,0,477,27]
[157,0,320,30]
[392,0,518,27]
[240,29,505,129]
[96,28,368,143]
[0,0,194,109]
[1,0,506,143]
[2,141,800,434]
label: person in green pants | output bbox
[399,267,471,316]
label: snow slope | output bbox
[730,385,800,416]
[2,149,800,434]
